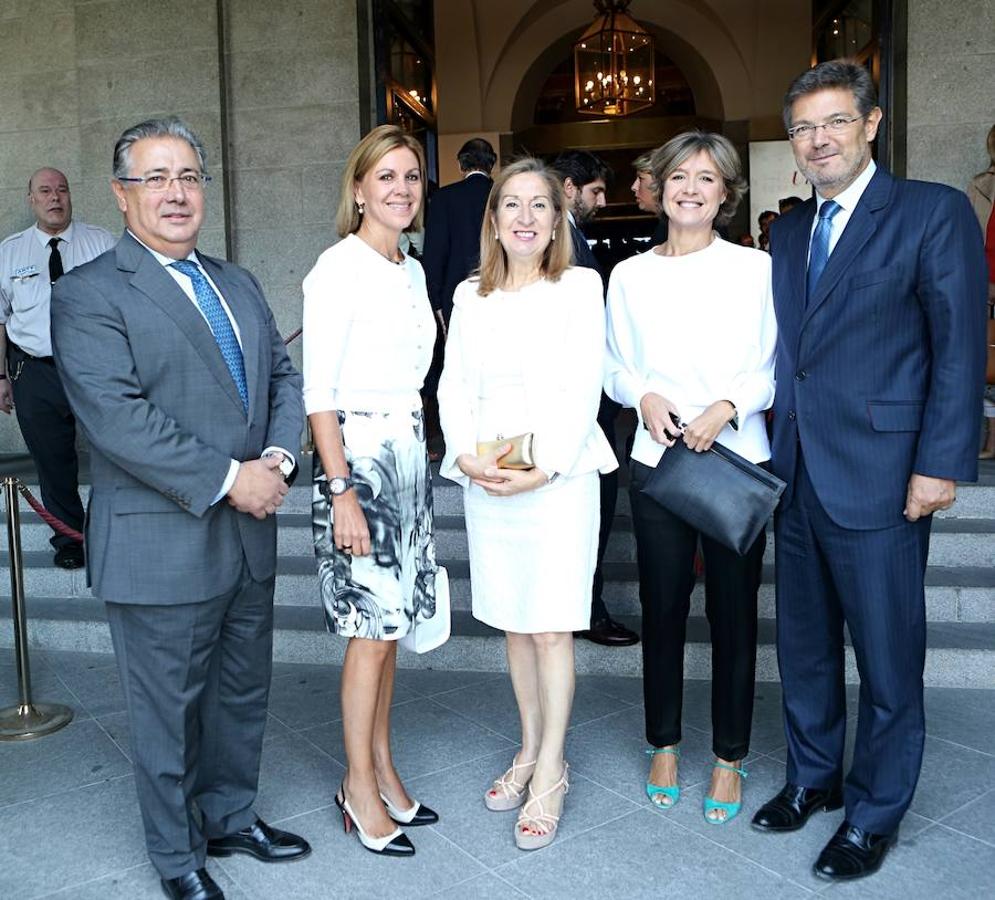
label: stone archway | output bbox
[481,0,755,134]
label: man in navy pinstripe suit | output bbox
[751,60,987,881]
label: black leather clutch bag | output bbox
[640,438,786,555]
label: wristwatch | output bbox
[325,475,355,497]
[264,451,295,482]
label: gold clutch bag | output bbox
[475,432,536,470]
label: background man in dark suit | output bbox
[421,138,496,458]
[751,61,986,882]
[553,150,638,647]
[51,117,309,900]
[554,149,609,285]
[422,137,496,326]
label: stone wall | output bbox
[906,0,994,190]
[0,0,363,451]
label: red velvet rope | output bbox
[16,483,85,543]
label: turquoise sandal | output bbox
[703,761,747,825]
[645,746,680,809]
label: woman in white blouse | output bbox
[605,131,776,825]
[439,158,616,850]
[302,125,442,857]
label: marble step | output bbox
[5,507,993,569]
[2,552,993,624]
[3,598,992,690]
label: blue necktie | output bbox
[806,199,841,305]
[170,259,248,412]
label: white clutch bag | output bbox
[400,566,451,654]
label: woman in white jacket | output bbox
[438,157,616,850]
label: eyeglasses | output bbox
[786,114,866,142]
[117,173,211,192]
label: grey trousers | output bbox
[106,567,275,879]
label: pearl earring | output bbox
[357,201,365,215]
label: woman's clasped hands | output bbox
[640,393,737,453]
[457,445,549,497]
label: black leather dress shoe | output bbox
[751,782,843,832]
[53,542,84,569]
[814,821,895,881]
[161,868,223,900]
[576,618,640,646]
[207,818,311,862]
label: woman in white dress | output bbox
[303,125,442,858]
[438,157,617,850]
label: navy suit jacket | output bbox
[422,173,492,320]
[569,221,606,291]
[769,167,987,530]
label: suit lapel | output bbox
[118,236,246,415]
[802,168,892,330]
[774,204,814,357]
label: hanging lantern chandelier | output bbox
[574,0,655,117]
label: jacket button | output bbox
[795,370,807,382]
[787,410,797,421]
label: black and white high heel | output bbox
[380,792,439,826]
[335,784,415,857]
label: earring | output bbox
[551,230,556,242]
[357,201,365,215]
[494,232,499,241]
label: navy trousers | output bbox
[774,454,931,835]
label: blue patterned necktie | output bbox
[806,199,841,305]
[170,259,248,412]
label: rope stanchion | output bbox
[0,476,74,741]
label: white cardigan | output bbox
[438,266,618,486]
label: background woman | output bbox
[302,125,441,857]
[605,131,776,825]
[438,158,616,850]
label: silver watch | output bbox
[326,475,355,496]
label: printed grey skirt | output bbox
[312,409,439,640]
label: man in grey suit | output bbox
[50,118,309,900]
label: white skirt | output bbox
[464,472,599,633]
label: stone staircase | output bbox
[1,455,993,687]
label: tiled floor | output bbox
[1,648,993,899]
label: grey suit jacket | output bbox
[50,232,303,604]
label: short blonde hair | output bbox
[335,125,427,238]
[651,130,747,226]
[475,157,572,296]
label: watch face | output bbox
[329,477,348,495]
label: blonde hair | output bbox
[475,157,572,296]
[335,125,427,238]
[651,130,747,226]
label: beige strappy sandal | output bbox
[514,763,569,850]
[484,754,537,811]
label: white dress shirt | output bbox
[605,237,777,466]
[131,232,294,501]
[809,159,877,259]
[0,221,115,356]
[302,233,435,415]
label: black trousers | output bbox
[629,461,764,760]
[590,392,621,625]
[8,344,84,549]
